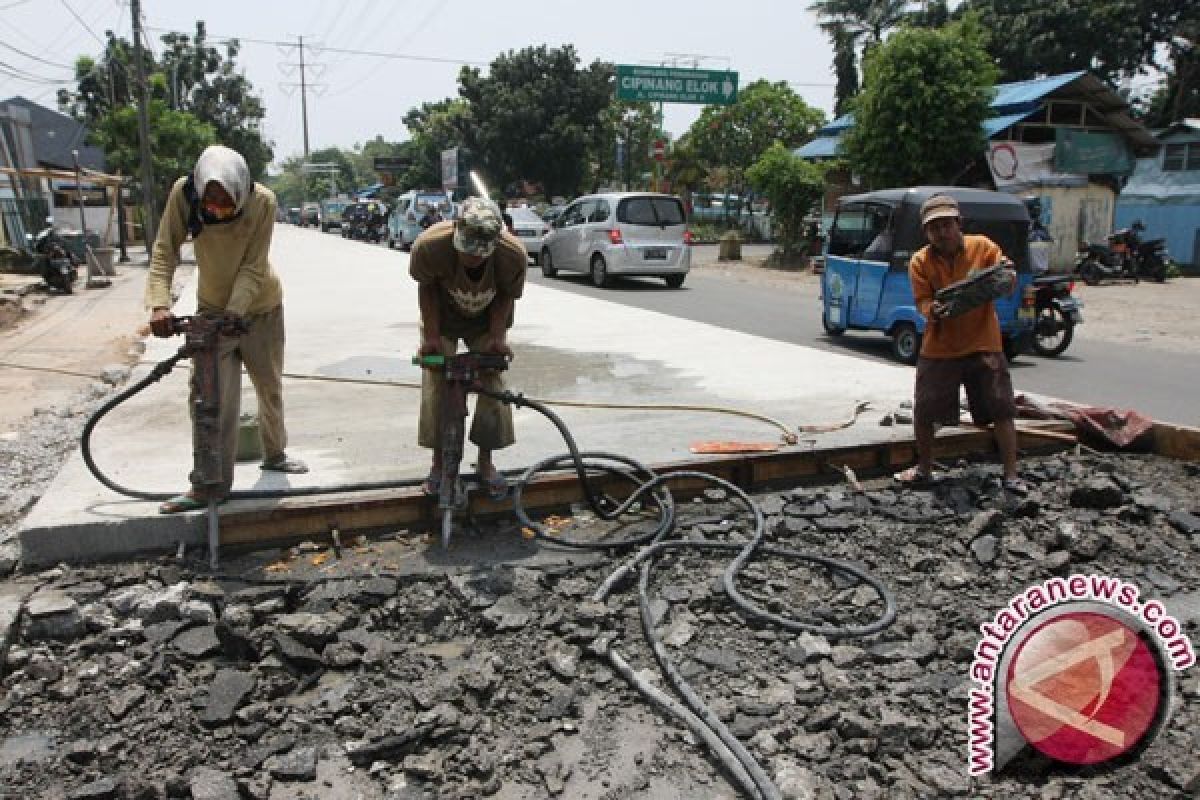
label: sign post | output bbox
[615,65,738,105]
[616,64,738,191]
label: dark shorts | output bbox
[914,352,1016,428]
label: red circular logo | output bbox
[1006,612,1163,765]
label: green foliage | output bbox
[457,45,613,199]
[809,0,915,111]
[958,0,1189,84]
[401,98,471,190]
[156,22,273,179]
[842,18,997,188]
[685,80,825,191]
[746,143,825,258]
[665,141,707,207]
[593,101,659,191]
[90,100,216,204]
[58,22,272,210]
[1135,12,1199,126]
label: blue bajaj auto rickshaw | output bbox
[820,187,1037,364]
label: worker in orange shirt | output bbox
[894,193,1025,493]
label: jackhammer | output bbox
[170,313,246,569]
[412,351,510,549]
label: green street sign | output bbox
[616,65,738,105]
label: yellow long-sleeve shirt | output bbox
[144,176,283,315]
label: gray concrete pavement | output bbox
[20,226,931,564]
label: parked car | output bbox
[300,202,321,228]
[506,206,549,265]
[820,186,1037,364]
[387,189,456,250]
[540,204,566,226]
[320,199,350,233]
[539,192,692,288]
[286,207,301,225]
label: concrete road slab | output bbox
[20,226,923,564]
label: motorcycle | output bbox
[1075,221,1168,285]
[27,220,80,294]
[1030,275,1084,357]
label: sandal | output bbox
[159,493,216,514]
[1002,477,1030,495]
[478,468,509,501]
[893,465,943,487]
[260,455,309,474]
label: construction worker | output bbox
[145,144,307,515]
[410,197,527,499]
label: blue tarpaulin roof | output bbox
[983,109,1040,138]
[991,71,1086,114]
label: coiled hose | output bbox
[84,360,897,799]
[482,388,898,800]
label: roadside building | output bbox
[796,71,1159,271]
[1115,119,1200,271]
[0,96,120,250]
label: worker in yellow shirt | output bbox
[144,145,307,514]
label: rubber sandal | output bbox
[421,470,441,496]
[1002,478,1030,495]
[159,494,207,514]
[480,470,508,501]
[260,456,309,474]
[893,466,942,487]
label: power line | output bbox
[58,0,107,46]
[0,61,73,84]
[0,40,76,71]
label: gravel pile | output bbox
[1,447,1198,799]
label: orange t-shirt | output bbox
[908,234,1006,359]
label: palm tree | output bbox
[809,0,915,108]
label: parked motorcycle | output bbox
[1030,275,1083,357]
[27,219,79,294]
[1075,221,1168,285]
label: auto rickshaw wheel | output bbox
[891,322,920,365]
[822,310,845,336]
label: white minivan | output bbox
[386,189,455,250]
[539,192,692,288]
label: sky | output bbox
[0,0,837,170]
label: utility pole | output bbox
[280,36,325,160]
[131,0,158,251]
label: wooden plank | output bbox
[217,423,1079,548]
[1153,422,1200,461]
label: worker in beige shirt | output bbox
[144,145,307,514]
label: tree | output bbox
[809,0,914,108]
[154,22,273,180]
[664,140,707,214]
[959,0,1190,84]
[746,143,826,261]
[685,80,825,195]
[401,98,470,190]
[90,98,216,206]
[1137,13,1199,126]
[456,45,613,199]
[842,18,997,188]
[58,22,273,211]
[592,101,659,192]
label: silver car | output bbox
[506,206,549,265]
[539,192,692,288]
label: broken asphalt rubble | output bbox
[1,450,1198,798]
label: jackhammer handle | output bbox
[413,353,447,367]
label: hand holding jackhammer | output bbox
[149,309,247,338]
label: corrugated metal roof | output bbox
[817,114,855,135]
[794,137,841,159]
[991,71,1087,113]
[1119,156,1200,202]
[983,109,1040,138]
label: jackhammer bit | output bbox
[167,313,247,569]
[413,351,510,550]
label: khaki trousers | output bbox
[188,305,288,495]
[417,331,514,452]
